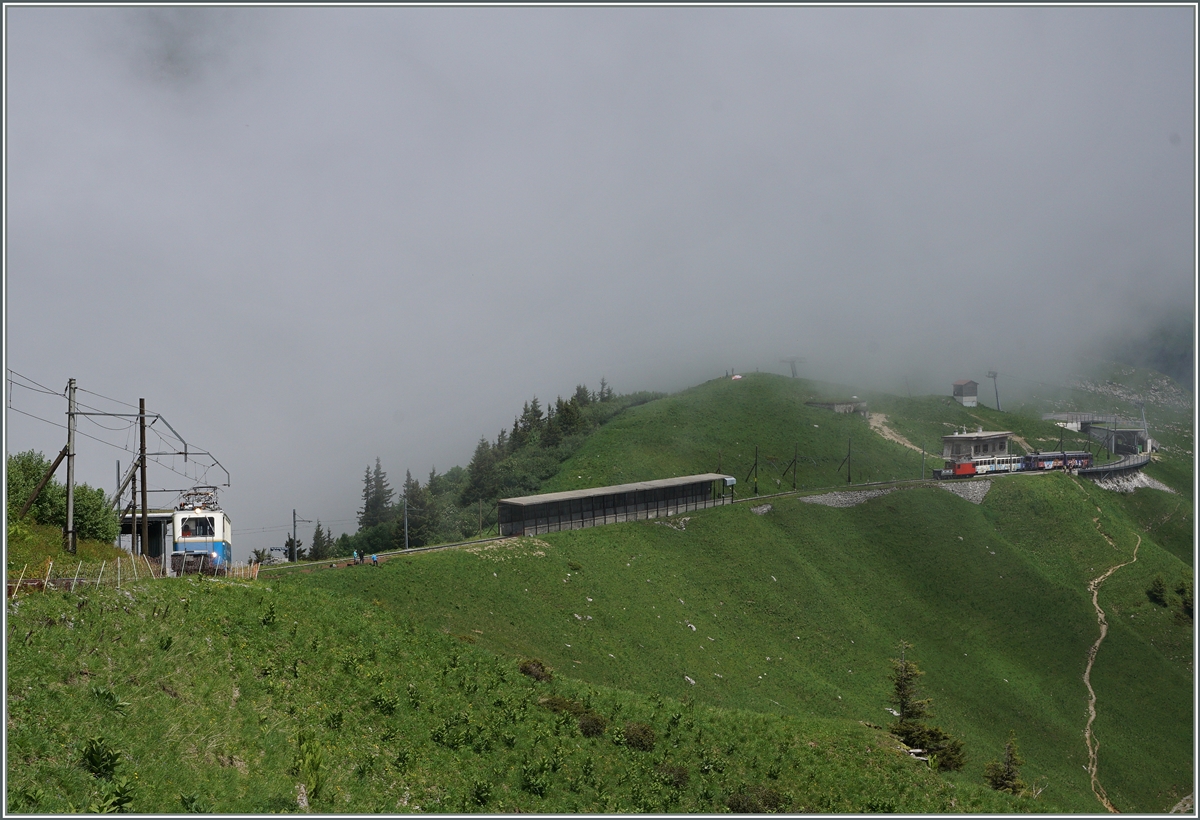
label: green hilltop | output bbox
[6,370,1193,813]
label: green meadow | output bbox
[6,370,1192,813]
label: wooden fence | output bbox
[6,556,260,597]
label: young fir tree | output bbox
[400,470,432,548]
[309,521,331,562]
[284,534,304,562]
[887,641,965,772]
[983,731,1026,795]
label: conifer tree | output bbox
[462,437,497,506]
[358,458,395,530]
[357,466,374,529]
[984,731,1026,794]
[886,641,964,772]
[372,458,394,522]
[401,470,432,548]
[309,521,331,562]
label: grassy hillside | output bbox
[537,373,1120,497]
[7,370,1191,813]
[303,471,1191,813]
[7,577,1039,814]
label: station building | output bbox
[498,473,734,537]
[941,429,1012,460]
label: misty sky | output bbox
[4,6,1194,559]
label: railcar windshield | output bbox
[179,516,215,538]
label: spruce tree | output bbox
[357,466,374,529]
[984,731,1026,794]
[309,521,330,562]
[371,458,395,523]
[886,642,964,772]
[462,437,497,506]
[401,470,432,548]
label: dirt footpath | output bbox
[867,413,924,454]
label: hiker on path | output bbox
[352,550,358,565]
[372,554,378,567]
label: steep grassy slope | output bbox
[6,577,1040,814]
[306,471,1191,813]
[9,370,1190,814]
[538,373,1116,496]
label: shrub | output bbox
[657,763,689,790]
[726,784,785,813]
[578,711,608,738]
[519,659,553,682]
[1147,574,1169,606]
[539,694,582,714]
[1176,577,1194,619]
[624,721,656,752]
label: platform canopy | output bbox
[500,473,733,507]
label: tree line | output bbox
[273,380,662,563]
[6,450,119,543]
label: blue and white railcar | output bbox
[172,487,232,568]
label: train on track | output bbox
[171,486,232,574]
[934,450,1093,479]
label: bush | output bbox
[657,763,690,790]
[578,711,608,738]
[519,659,553,682]
[6,451,118,541]
[624,721,656,752]
[727,784,785,813]
[1147,574,1169,607]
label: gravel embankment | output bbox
[937,479,992,504]
[799,488,894,507]
[1090,472,1177,494]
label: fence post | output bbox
[43,561,53,594]
[73,561,83,592]
[13,564,27,598]
[143,555,154,579]
[130,555,138,582]
[117,557,121,589]
[96,561,105,588]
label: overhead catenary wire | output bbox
[7,405,218,487]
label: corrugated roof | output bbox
[952,379,978,386]
[942,430,1012,439]
[499,474,733,507]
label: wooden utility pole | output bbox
[64,378,77,554]
[139,399,149,557]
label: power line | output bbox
[6,369,65,396]
[76,386,141,410]
[7,405,220,486]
